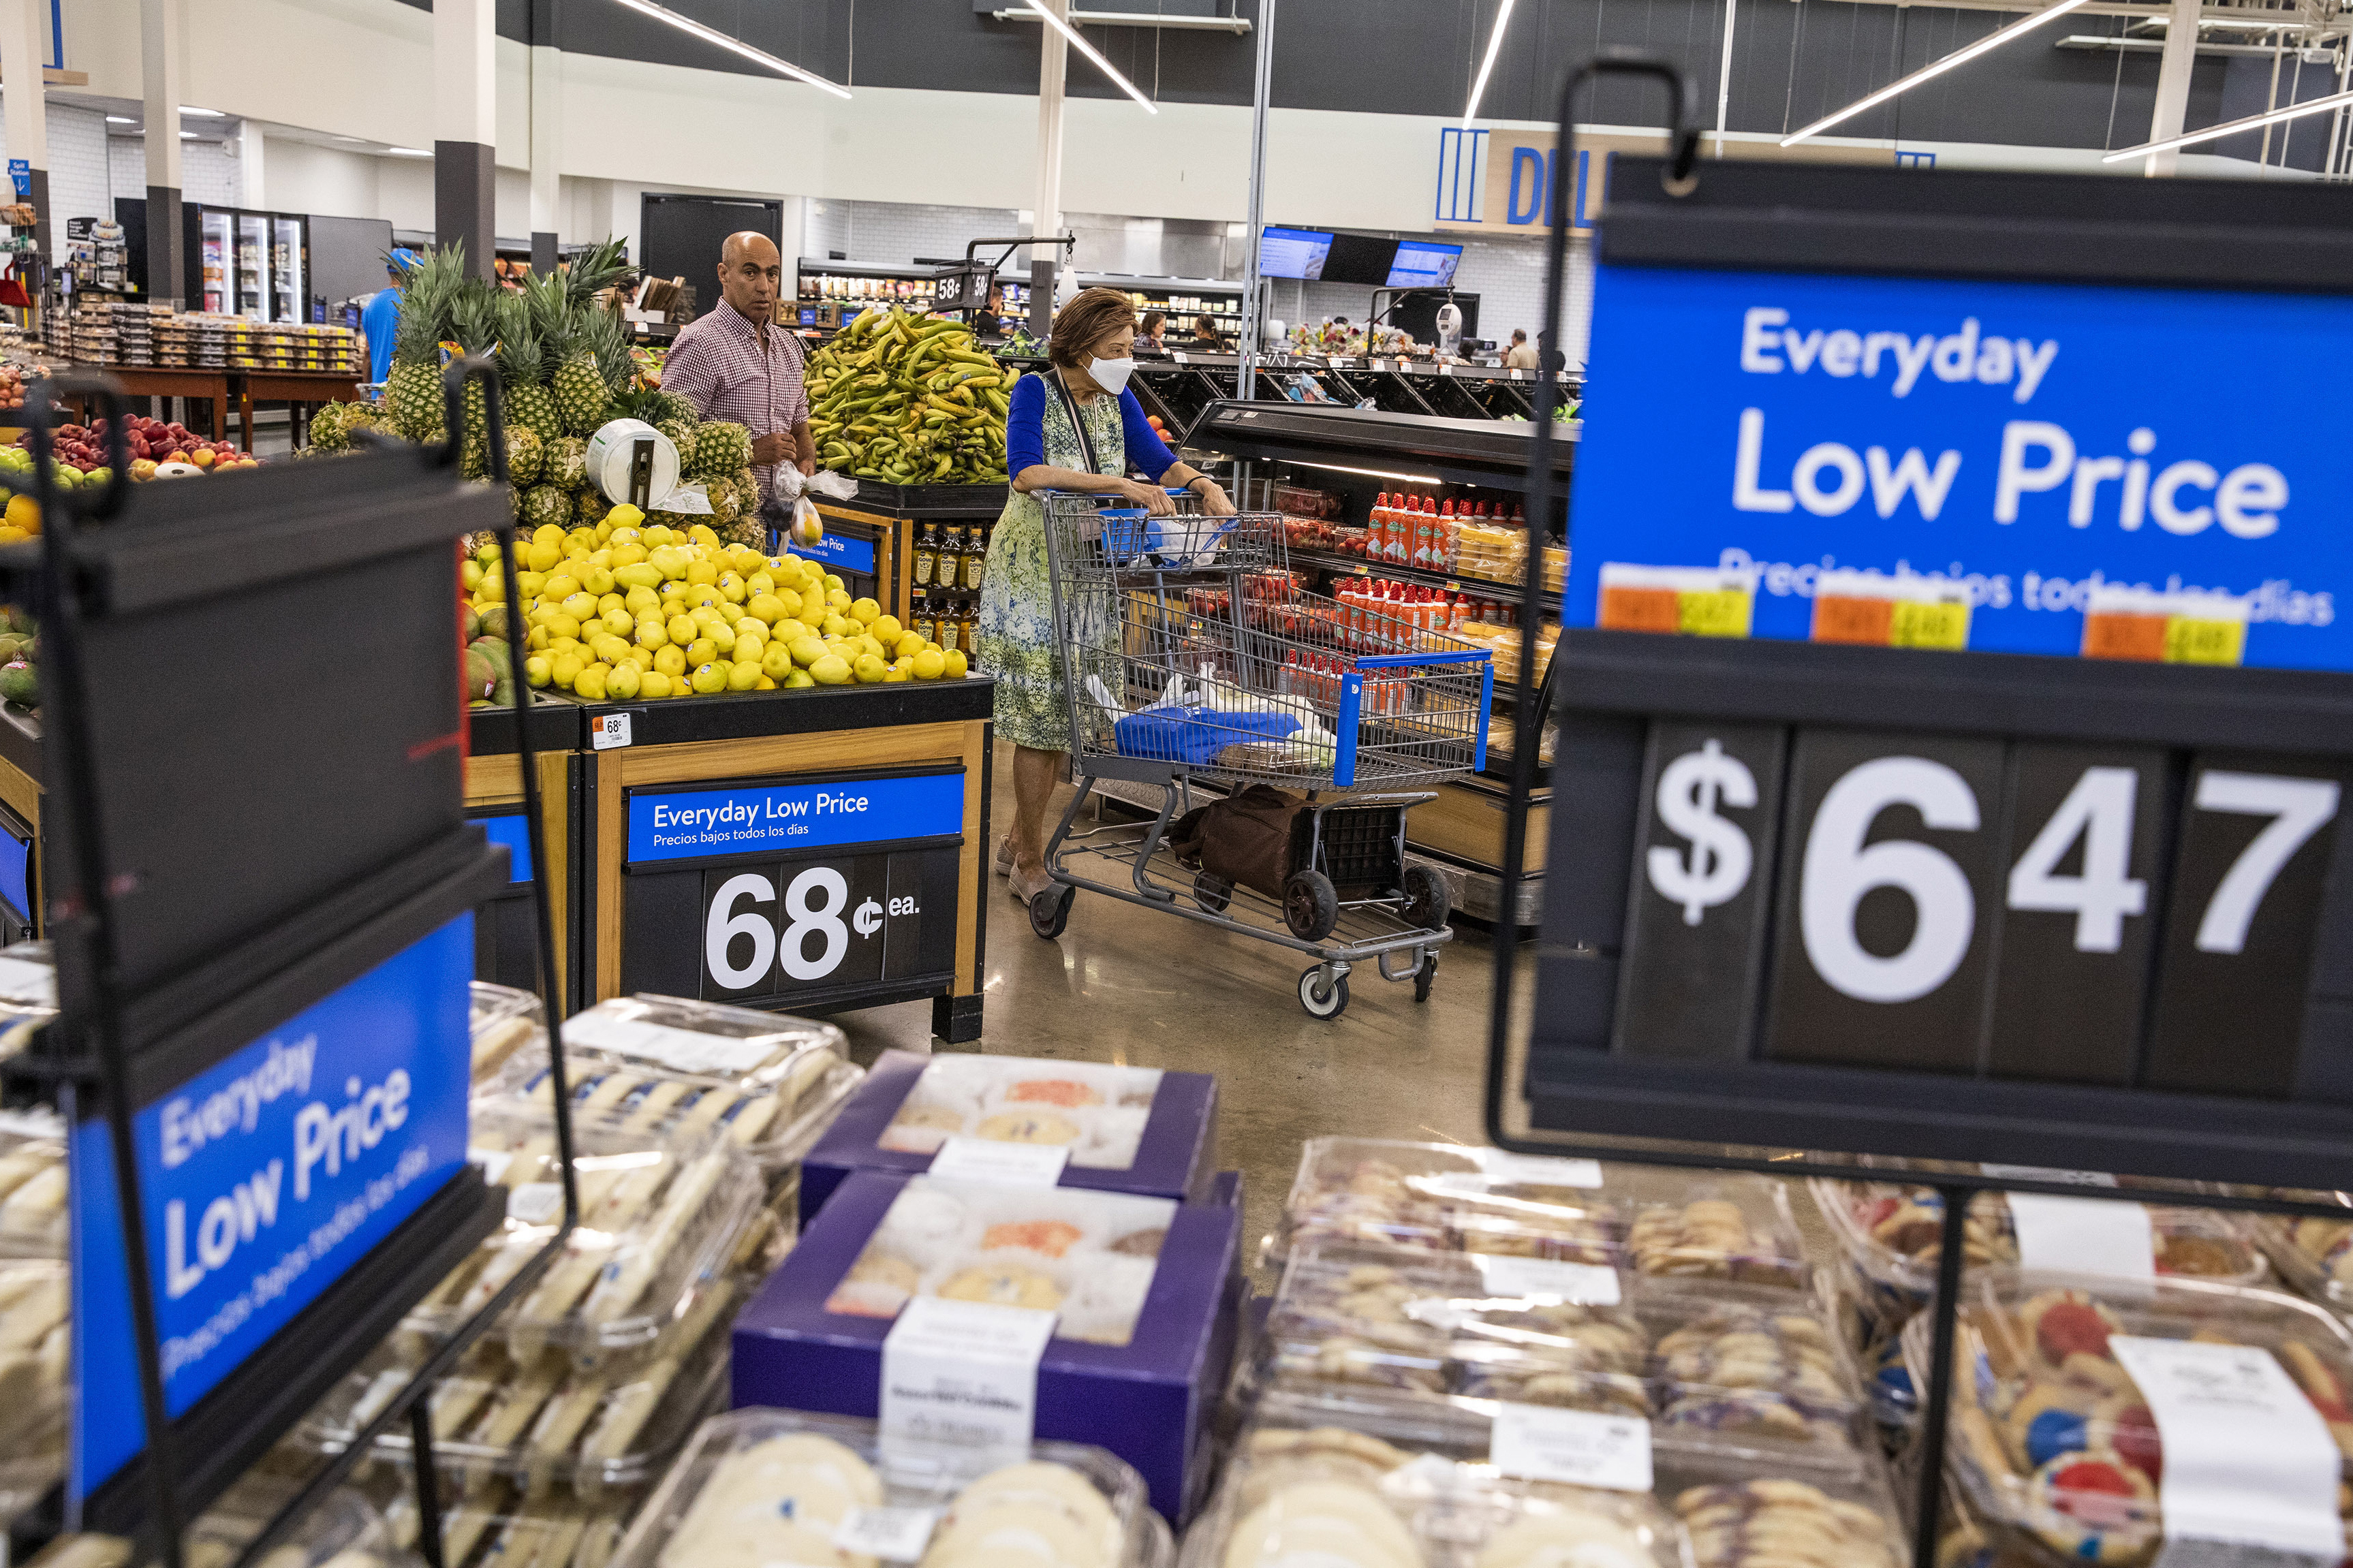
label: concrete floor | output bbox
[828,738,1498,1274]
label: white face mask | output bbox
[1088,355,1136,395]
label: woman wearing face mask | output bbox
[980,287,1236,903]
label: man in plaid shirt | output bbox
[661,232,815,513]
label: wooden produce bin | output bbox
[573,677,996,1044]
[465,700,586,1007]
[808,480,1009,623]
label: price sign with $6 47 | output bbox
[1616,719,2349,1091]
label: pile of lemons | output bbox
[463,503,971,703]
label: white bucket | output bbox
[584,418,679,505]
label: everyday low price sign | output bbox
[1568,266,2353,670]
[69,917,473,1496]
[628,773,965,864]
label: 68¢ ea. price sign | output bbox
[698,853,926,1001]
[1615,719,2350,1093]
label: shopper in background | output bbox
[1191,313,1224,350]
[361,247,420,387]
[971,287,1007,340]
[661,231,815,513]
[1137,310,1166,351]
[982,287,1236,903]
[1504,329,1540,369]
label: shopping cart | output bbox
[1027,490,1493,1020]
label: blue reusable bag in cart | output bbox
[1114,706,1300,766]
[1098,510,1240,567]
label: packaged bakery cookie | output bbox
[0,1107,65,1256]
[405,1103,762,1375]
[0,1257,65,1502]
[800,1052,1217,1221]
[1181,1420,1685,1568]
[2256,1203,2353,1319]
[1905,1266,2353,1567]
[471,981,548,1084]
[1655,1450,1907,1568]
[369,1475,642,1568]
[608,1407,1155,1568]
[180,1474,425,1568]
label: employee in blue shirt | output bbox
[361,249,421,386]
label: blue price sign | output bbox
[68,916,474,1496]
[785,529,878,578]
[1568,266,2353,670]
[627,772,964,864]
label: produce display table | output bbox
[569,677,996,1042]
[61,366,235,440]
[240,368,366,448]
[812,480,1009,621]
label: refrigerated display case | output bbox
[182,204,311,322]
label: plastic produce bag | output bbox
[1114,704,1300,766]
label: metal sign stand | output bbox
[7,363,582,1568]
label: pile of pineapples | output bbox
[311,241,766,550]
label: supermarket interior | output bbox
[7,3,2353,1568]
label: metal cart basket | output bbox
[1026,490,1493,1019]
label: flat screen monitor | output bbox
[1320,234,1399,286]
[1258,227,1333,280]
[1388,241,1463,289]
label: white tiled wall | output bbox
[45,106,110,257]
[825,200,1021,265]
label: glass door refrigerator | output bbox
[181,205,311,320]
[198,208,230,313]
[234,211,268,319]
[272,215,307,322]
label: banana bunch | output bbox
[806,307,1011,486]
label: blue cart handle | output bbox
[1352,650,1494,668]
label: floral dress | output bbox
[977,377,1127,751]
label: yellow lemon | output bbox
[761,643,796,680]
[747,569,775,593]
[911,647,946,680]
[686,638,717,667]
[642,524,674,546]
[596,591,625,616]
[3,494,38,532]
[474,575,504,603]
[623,584,661,615]
[653,644,687,678]
[461,559,484,591]
[611,541,649,567]
[525,539,561,573]
[599,606,632,636]
[574,663,609,700]
[788,636,828,669]
[708,623,738,655]
[685,558,719,587]
[666,613,697,646]
[527,624,550,651]
[822,614,854,640]
[605,503,646,530]
[561,591,597,621]
[647,544,691,580]
[606,661,641,700]
[894,632,926,660]
[775,589,805,623]
[850,597,881,626]
[608,526,641,546]
[543,573,581,601]
[639,670,672,698]
[623,646,653,670]
[635,618,668,649]
[858,635,886,662]
[585,567,616,596]
[944,649,969,678]
[756,674,778,689]
[824,573,845,593]
[873,615,903,644]
[543,612,581,641]
[810,653,852,686]
[524,654,552,687]
[852,653,886,684]
[784,668,816,689]
[727,660,762,691]
[826,588,852,613]
[688,523,720,547]
[689,661,727,694]
[717,571,747,604]
[614,561,662,589]
[883,663,909,684]
[550,653,584,689]
[745,593,782,626]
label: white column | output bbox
[236,118,266,208]
[1237,0,1274,395]
[435,0,497,275]
[142,0,185,304]
[528,3,560,275]
[2145,0,2202,176]
[0,0,47,257]
[1029,0,1068,336]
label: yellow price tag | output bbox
[1677,589,1753,638]
[1891,599,1971,650]
[2164,616,2245,666]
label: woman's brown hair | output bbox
[1048,287,1140,369]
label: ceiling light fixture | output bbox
[2104,84,2353,161]
[1287,460,1446,484]
[178,131,200,139]
[1462,0,1518,126]
[1022,0,1158,113]
[386,146,434,157]
[180,105,224,117]
[606,0,852,99]
[1780,0,2091,146]
[105,115,136,125]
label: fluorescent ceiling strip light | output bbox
[2104,84,2353,160]
[1462,0,1518,127]
[1781,0,2090,146]
[105,115,135,125]
[1023,0,1158,113]
[386,146,434,157]
[1287,460,1446,484]
[180,106,224,117]
[607,0,852,99]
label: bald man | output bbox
[661,231,815,514]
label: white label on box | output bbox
[590,712,632,750]
[0,956,54,1005]
[1476,1149,1604,1188]
[507,1182,563,1225]
[1489,1404,1651,1492]
[2110,1336,2341,1562]
[928,1135,1070,1188]
[1980,1163,2118,1187]
[2006,1193,2155,1280]
[832,1507,940,1563]
[562,1011,773,1076]
[467,1148,514,1187]
[879,1296,1057,1456]
[1472,1255,1622,1306]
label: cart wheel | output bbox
[1401,865,1451,932]
[1413,952,1438,1003]
[1283,869,1340,941]
[1030,883,1076,941]
[1194,872,1232,914]
[1299,966,1350,1020]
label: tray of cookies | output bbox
[1251,1246,1869,1460]
[180,1475,425,1568]
[371,1477,644,1568]
[610,1407,1157,1568]
[0,1108,65,1255]
[405,1103,762,1373]
[1181,1420,1687,1568]
[1273,1141,1809,1290]
[1902,1268,2353,1567]
[2254,1202,2353,1317]
[496,1004,862,1187]
[307,1273,737,1499]
[472,981,548,1084]
[0,1257,65,1505]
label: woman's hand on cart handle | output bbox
[1188,477,1236,516]
[1117,477,1178,516]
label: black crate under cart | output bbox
[576,677,996,1043]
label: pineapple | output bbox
[544,437,589,490]
[494,292,559,443]
[719,512,766,551]
[505,428,545,487]
[547,240,632,435]
[656,418,698,475]
[552,349,612,437]
[521,486,572,532]
[448,288,500,479]
[730,470,760,520]
[385,245,465,443]
[705,479,741,527]
[575,490,612,525]
[689,420,751,480]
[648,391,697,427]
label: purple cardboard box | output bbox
[735,1170,1243,1523]
[798,1050,1218,1225]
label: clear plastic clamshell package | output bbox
[406,1102,762,1373]
[0,1106,67,1255]
[2255,1199,2353,1319]
[1903,1267,2353,1567]
[610,1407,1156,1568]
[1252,1245,1869,1462]
[303,1271,739,1500]
[25,1475,426,1568]
[500,995,864,1187]
[367,1472,642,1568]
[1275,1140,1809,1290]
[0,1255,67,1509]
[471,981,549,1084]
